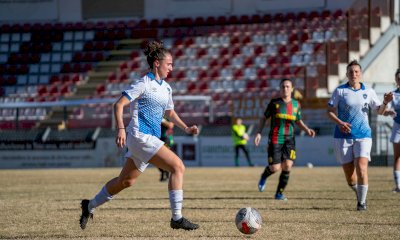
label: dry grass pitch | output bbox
[0,167,399,239]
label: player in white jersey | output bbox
[79,41,199,230]
[327,60,393,211]
[386,69,400,192]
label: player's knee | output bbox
[269,165,281,173]
[121,178,136,188]
[171,161,185,175]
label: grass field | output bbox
[0,166,399,239]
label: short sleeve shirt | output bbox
[123,72,174,138]
[387,89,400,124]
[328,82,381,139]
[264,98,301,144]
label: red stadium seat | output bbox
[198,69,208,80]
[246,80,257,91]
[205,16,216,26]
[194,17,205,26]
[130,51,140,59]
[216,16,227,25]
[49,75,60,84]
[149,19,160,28]
[71,74,81,83]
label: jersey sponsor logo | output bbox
[275,113,296,120]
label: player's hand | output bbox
[307,128,316,137]
[339,122,351,134]
[385,109,397,118]
[243,133,249,141]
[115,128,126,148]
[254,133,261,146]
[383,92,393,104]
[185,125,199,135]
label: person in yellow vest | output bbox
[232,118,253,166]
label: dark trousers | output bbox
[235,145,252,166]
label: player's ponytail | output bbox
[143,40,170,69]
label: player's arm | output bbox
[113,95,130,148]
[161,118,174,129]
[165,109,199,135]
[254,117,267,146]
[327,105,351,134]
[295,120,315,137]
[377,92,393,115]
[383,109,397,117]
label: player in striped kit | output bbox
[79,41,199,230]
[327,60,393,211]
[255,78,316,200]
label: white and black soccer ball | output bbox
[235,207,262,234]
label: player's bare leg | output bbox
[149,146,199,230]
[80,158,141,229]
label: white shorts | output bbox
[333,138,372,165]
[124,132,164,172]
[390,122,400,143]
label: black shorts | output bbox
[267,137,296,165]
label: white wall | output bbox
[0,0,59,22]
[0,0,355,23]
[145,0,353,19]
[58,0,82,22]
[363,37,399,85]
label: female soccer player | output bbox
[255,78,316,201]
[79,40,199,230]
[386,69,400,192]
[327,60,393,210]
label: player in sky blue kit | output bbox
[79,40,199,230]
[327,60,393,211]
[385,69,400,192]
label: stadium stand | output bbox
[0,0,395,138]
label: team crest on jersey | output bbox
[275,104,280,109]
[363,94,367,99]
[293,107,298,113]
[152,87,157,92]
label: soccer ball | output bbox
[235,207,262,234]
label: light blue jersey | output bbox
[388,89,400,124]
[122,72,174,138]
[328,82,381,139]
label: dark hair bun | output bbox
[143,40,164,57]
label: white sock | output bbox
[349,183,358,200]
[394,171,400,188]
[357,185,368,204]
[169,190,183,221]
[89,185,113,213]
[349,184,357,193]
